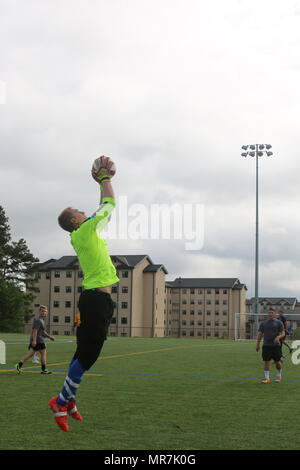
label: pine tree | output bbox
[0,206,39,332]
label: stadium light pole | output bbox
[241,144,273,331]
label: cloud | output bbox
[1,0,300,298]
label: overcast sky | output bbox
[1,0,300,299]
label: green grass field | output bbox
[1,333,300,450]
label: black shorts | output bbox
[29,342,46,351]
[262,345,282,362]
[73,289,115,370]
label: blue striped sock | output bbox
[57,359,85,407]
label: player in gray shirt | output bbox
[16,305,55,374]
[256,307,285,383]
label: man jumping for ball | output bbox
[49,156,119,432]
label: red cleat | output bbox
[67,401,82,421]
[49,396,69,432]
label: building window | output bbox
[182,310,187,315]
[112,286,118,293]
[78,271,83,278]
[65,316,71,323]
[207,289,211,294]
[223,289,228,294]
[110,317,116,324]
[53,316,59,323]
[121,317,128,324]
[122,271,128,278]
[78,286,83,293]
[66,286,72,293]
[66,271,72,278]
[65,301,71,308]
[54,286,60,293]
[54,271,60,278]
[121,302,128,309]
[53,301,59,308]
[64,331,71,336]
[46,272,51,279]
[122,286,128,293]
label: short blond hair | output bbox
[58,207,74,233]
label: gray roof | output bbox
[246,297,297,306]
[38,256,77,271]
[46,256,78,270]
[111,255,153,268]
[37,254,167,273]
[167,278,246,289]
[143,264,168,274]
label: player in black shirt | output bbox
[256,308,285,383]
[278,310,293,354]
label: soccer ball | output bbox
[91,156,116,183]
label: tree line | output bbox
[0,206,39,332]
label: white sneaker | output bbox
[32,357,40,364]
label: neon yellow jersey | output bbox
[70,197,119,289]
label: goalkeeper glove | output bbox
[92,156,114,184]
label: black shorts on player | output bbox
[262,345,282,362]
[73,289,115,370]
[28,342,46,351]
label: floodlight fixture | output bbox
[241,143,274,331]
